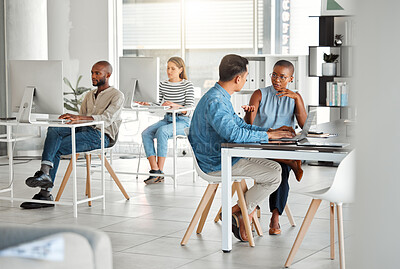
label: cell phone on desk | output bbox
[308,131,323,135]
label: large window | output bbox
[121,0,319,92]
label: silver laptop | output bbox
[268,110,316,142]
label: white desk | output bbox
[220,120,352,252]
[0,120,105,218]
[119,106,196,188]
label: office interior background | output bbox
[0,0,399,268]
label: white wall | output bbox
[47,0,115,89]
[352,0,400,268]
[6,0,48,60]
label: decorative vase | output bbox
[334,38,343,46]
[322,63,336,76]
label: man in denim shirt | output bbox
[189,54,294,241]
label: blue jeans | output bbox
[141,114,190,158]
[41,126,110,182]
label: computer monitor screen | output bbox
[9,60,64,116]
[119,57,160,107]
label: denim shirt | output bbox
[189,82,269,174]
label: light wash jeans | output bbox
[41,126,110,182]
[141,114,190,158]
[208,158,282,214]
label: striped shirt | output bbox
[158,79,195,107]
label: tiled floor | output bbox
[0,155,353,268]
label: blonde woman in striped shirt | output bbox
[140,57,194,184]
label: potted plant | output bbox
[322,53,339,76]
[334,34,343,46]
[63,75,91,112]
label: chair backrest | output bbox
[184,127,221,183]
[323,150,356,204]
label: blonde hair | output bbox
[168,56,188,80]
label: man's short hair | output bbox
[219,54,249,82]
[95,60,113,74]
[273,60,294,75]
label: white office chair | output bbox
[285,150,355,269]
[181,128,263,247]
[56,137,130,206]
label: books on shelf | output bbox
[326,81,348,106]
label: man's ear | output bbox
[106,72,112,78]
[234,75,241,84]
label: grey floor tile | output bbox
[106,231,159,252]
[113,252,192,269]
[102,218,189,236]
[122,236,221,260]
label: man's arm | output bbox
[207,99,268,143]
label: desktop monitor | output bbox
[9,60,64,122]
[119,57,160,108]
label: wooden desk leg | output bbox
[337,203,346,269]
[285,199,322,267]
[330,202,335,260]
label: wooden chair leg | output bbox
[252,213,263,236]
[86,154,92,206]
[181,183,219,245]
[285,204,296,227]
[330,202,335,260]
[55,154,79,201]
[99,154,130,200]
[234,182,255,247]
[257,207,261,218]
[336,203,346,269]
[285,199,322,267]
[196,184,218,234]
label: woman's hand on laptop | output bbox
[162,101,181,109]
[135,101,149,106]
[267,126,296,140]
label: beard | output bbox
[93,77,106,87]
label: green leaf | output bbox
[63,92,75,95]
[69,99,79,105]
[64,103,78,112]
[75,75,83,90]
[76,87,91,95]
[63,77,74,91]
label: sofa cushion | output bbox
[0,232,94,269]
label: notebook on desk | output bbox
[268,110,316,142]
